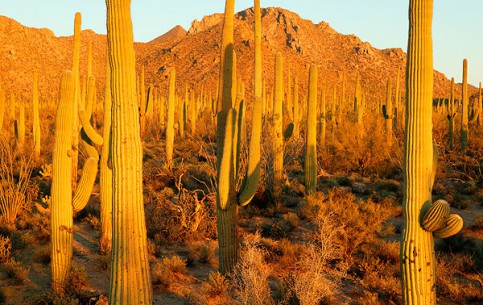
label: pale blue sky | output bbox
[0,0,481,86]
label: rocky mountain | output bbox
[0,8,466,104]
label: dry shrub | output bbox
[146,184,216,244]
[437,253,483,302]
[356,256,400,303]
[203,271,230,298]
[65,265,88,297]
[292,245,344,305]
[231,233,274,305]
[35,245,51,264]
[152,255,187,289]
[4,259,29,284]
[309,189,393,257]
[0,138,34,225]
[0,235,11,263]
[187,241,216,266]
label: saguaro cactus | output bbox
[51,71,100,293]
[384,77,394,146]
[401,0,437,304]
[99,56,112,255]
[166,69,176,167]
[447,78,456,149]
[272,52,284,199]
[71,12,81,189]
[305,65,318,194]
[216,0,263,274]
[105,0,153,303]
[461,59,469,151]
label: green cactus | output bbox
[105,0,153,302]
[447,78,456,150]
[421,199,450,232]
[272,52,284,200]
[401,0,437,303]
[32,71,41,158]
[15,102,25,151]
[71,12,81,190]
[461,59,469,151]
[51,71,100,293]
[99,58,112,255]
[166,69,176,167]
[215,0,263,274]
[305,64,318,195]
[319,86,326,149]
[433,214,463,238]
[384,77,394,146]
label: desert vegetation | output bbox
[0,0,482,304]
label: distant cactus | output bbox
[461,59,469,150]
[166,69,176,167]
[447,78,456,149]
[15,102,25,150]
[305,64,318,195]
[105,0,153,302]
[384,77,394,146]
[272,52,284,199]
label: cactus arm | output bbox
[218,108,235,211]
[72,157,98,213]
[238,96,262,206]
[79,110,103,145]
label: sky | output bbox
[0,0,482,86]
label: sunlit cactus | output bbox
[384,77,394,146]
[105,0,153,302]
[401,0,437,303]
[99,58,112,255]
[166,69,176,167]
[461,58,468,151]
[447,77,456,149]
[272,51,284,200]
[305,64,318,195]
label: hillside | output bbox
[0,8,465,103]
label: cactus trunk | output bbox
[401,0,436,304]
[272,52,284,199]
[32,71,41,159]
[166,69,176,167]
[305,65,318,195]
[461,59,468,150]
[105,0,153,302]
[51,71,75,294]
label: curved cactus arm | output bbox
[218,108,235,211]
[80,128,100,159]
[238,96,262,207]
[72,157,98,213]
[421,199,450,232]
[433,214,463,238]
[85,75,96,120]
[79,110,103,145]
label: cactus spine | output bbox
[461,59,468,150]
[166,69,176,167]
[105,0,153,302]
[272,52,284,199]
[401,0,436,304]
[305,65,318,195]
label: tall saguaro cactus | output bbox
[305,65,318,195]
[166,69,176,167]
[215,0,263,274]
[447,78,456,150]
[105,0,153,303]
[461,58,469,151]
[272,52,284,199]
[401,0,436,304]
[71,12,81,189]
